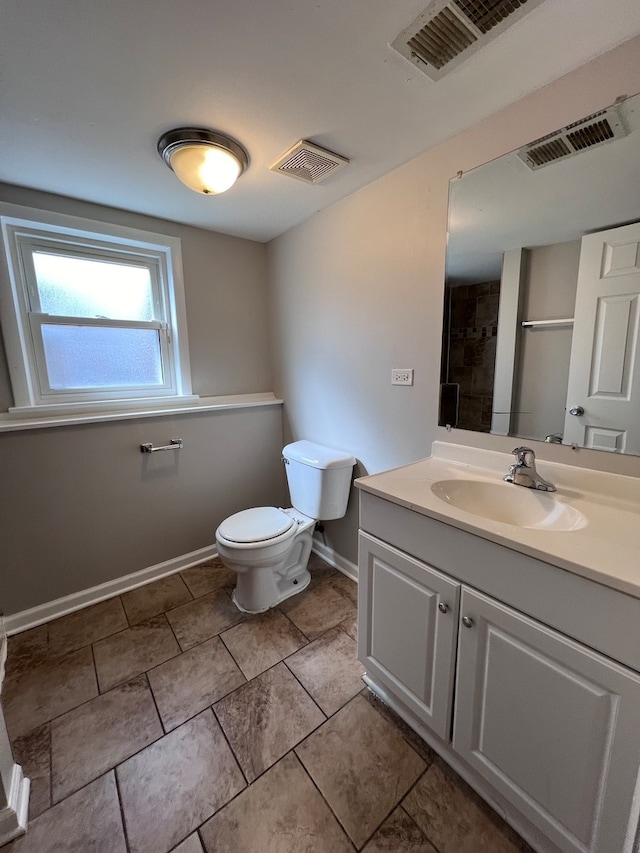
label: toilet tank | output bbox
[282,441,355,520]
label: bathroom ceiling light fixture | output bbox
[157,127,248,195]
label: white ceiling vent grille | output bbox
[270,140,349,185]
[517,105,628,170]
[391,0,545,81]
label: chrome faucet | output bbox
[504,446,556,492]
[544,432,563,445]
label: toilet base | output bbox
[232,567,311,614]
[230,527,314,614]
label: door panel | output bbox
[564,222,640,453]
[358,532,460,740]
[454,588,640,853]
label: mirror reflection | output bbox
[440,91,640,455]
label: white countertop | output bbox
[355,442,640,600]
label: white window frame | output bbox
[0,203,196,415]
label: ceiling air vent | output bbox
[391,0,545,81]
[517,105,628,170]
[270,140,349,185]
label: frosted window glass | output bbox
[33,252,154,321]
[41,325,163,389]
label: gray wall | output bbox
[513,241,580,441]
[267,37,640,566]
[0,185,285,616]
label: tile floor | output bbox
[2,555,535,853]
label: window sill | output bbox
[0,392,283,432]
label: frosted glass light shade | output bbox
[170,144,241,194]
[158,128,248,195]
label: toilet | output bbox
[215,440,355,613]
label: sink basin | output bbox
[431,479,587,531]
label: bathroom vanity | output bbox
[356,443,640,853]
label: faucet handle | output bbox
[511,446,535,466]
[511,447,536,462]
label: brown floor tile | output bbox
[214,662,325,782]
[180,558,235,597]
[361,688,437,765]
[4,771,126,853]
[200,752,353,853]
[117,709,245,853]
[51,674,162,802]
[172,834,204,853]
[286,626,364,716]
[340,612,358,642]
[148,636,245,731]
[93,614,180,692]
[10,722,51,819]
[403,761,525,853]
[221,609,307,680]
[279,577,356,640]
[362,807,438,852]
[166,589,245,650]
[3,571,533,853]
[5,625,49,680]
[47,597,128,657]
[122,574,192,625]
[2,646,98,740]
[296,693,426,848]
[327,572,358,605]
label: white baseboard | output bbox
[5,544,217,635]
[6,539,355,636]
[312,538,358,582]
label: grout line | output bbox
[113,768,133,853]
[398,803,444,853]
[89,639,100,694]
[276,606,312,645]
[210,703,249,789]
[281,659,327,720]
[217,630,247,677]
[143,669,168,736]
[292,750,357,851]
[120,593,134,630]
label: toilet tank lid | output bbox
[283,441,355,470]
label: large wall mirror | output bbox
[440,91,640,456]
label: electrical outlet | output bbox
[392,368,414,386]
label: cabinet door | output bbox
[454,588,640,853]
[358,532,460,740]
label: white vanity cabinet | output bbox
[357,491,640,853]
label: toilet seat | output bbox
[217,506,295,546]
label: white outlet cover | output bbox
[392,368,414,386]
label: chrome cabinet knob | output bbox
[438,602,448,614]
[569,405,584,416]
[462,616,474,628]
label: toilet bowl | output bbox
[216,506,316,613]
[215,441,355,613]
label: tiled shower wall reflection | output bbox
[445,281,500,432]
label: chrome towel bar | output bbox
[140,438,183,453]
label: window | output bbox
[0,204,195,414]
